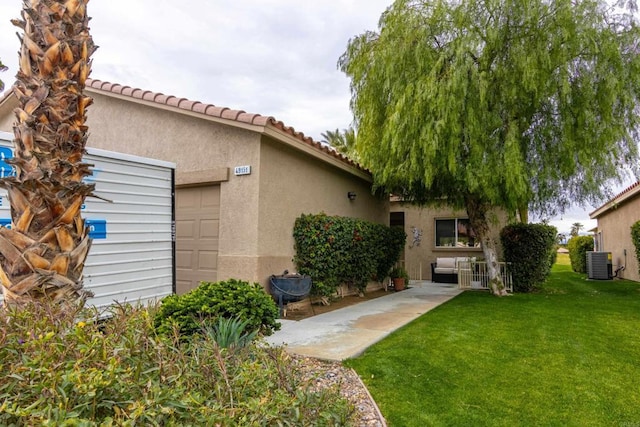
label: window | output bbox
[435,218,478,248]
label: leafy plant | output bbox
[203,316,258,349]
[632,220,640,276]
[500,223,557,292]
[567,235,594,273]
[293,213,406,296]
[154,279,280,337]
[389,266,409,281]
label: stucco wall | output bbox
[391,202,506,280]
[0,96,18,132]
[597,198,640,282]
[255,137,388,284]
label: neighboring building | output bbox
[390,200,507,281]
[0,80,387,294]
[590,182,640,283]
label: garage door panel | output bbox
[176,185,220,294]
[200,219,220,238]
[176,249,194,269]
[176,220,196,239]
[198,251,218,270]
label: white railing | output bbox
[457,261,513,292]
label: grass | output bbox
[345,254,640,426]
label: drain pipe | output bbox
[613,249,627,278]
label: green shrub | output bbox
[567,235,594,273]
[154,279,280,337]
[632,221,640,276]
[500,223,557,292]
[293,213,406,296]
[0,302,353,425]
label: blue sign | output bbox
[0,218,106,238]
[0,146,15,178]
[86,219,107,239]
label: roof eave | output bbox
[590,183,640,219]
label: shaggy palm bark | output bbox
[0,0,96,307]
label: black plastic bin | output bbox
[269,273,312,316]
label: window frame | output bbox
[434,217,478,248]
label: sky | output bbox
[0,0,631,235]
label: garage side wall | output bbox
[256,137,388,286]
[76,93,263,290]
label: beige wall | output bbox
[391,202,506,280]
[254,137,388,285]
[596,197,640,282]
[0,96,18,132]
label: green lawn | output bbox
[345,254,640,426]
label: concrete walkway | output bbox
[264,281,463,361]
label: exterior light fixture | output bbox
[347,191,357,201]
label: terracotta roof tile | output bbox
[591,180,640,218]
[82,79,366,173]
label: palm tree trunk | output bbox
[0,0,96,308]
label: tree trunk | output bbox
[0,0,96,309]
[517,205,528,224]
[466,196,509,296]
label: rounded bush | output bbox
[632,220,640,276]
[500,223,557,292]
[567,235,594,273]
[154,279,280,337]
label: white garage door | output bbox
[175,185,220,294]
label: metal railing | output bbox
[457,261,513,292]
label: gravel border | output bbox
[292,355,386,426]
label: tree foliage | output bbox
[321,127,359,161]
[570,222,584,237]
[339,0,640,295]
[340,0,640,216]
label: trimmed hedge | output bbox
[500,223,557,292]
[154,279,280,337]
[632,220,640,276]
[567,235,594,273]
[293,213,405,296]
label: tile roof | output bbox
[0,79,367,175]
[590,180,640,219]
[83,79,367,174]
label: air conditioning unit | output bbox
[587,251,612,280]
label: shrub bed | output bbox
[293,213,405,296]
[154,279,280,337]
[567,235,594,273]
[632,220,640,276]
[500,223,557,292]
[0,303,353,425]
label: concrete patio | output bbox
[264,281,463,361]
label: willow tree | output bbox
[0,0,96,307]
[340,0,640,295]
